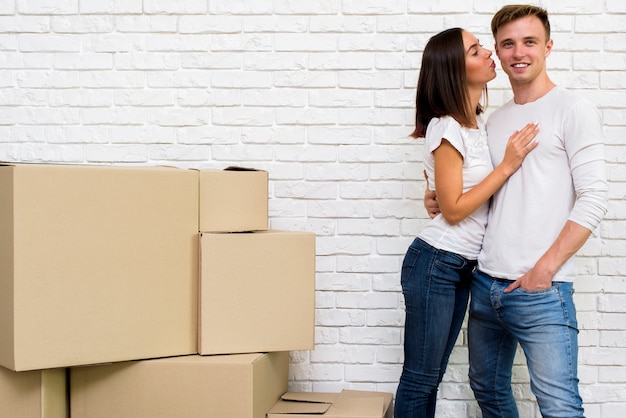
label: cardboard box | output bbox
[199,167,268,232]
[70,352,289,418]
[267,390,394,418]
[0,366,68,418]
[0,163,198,371]
[198,230,315,355]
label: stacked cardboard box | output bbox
[0,163,199,372]
[196,167,315,355]
[198,167,269,233]
[1,162,392,418]
[70,352,289,418]
[0,163,316,418]
[198,230,315,355]
[0,367,67,418]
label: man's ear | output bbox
[544,39,554,58]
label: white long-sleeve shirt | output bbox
[479,86,608,282]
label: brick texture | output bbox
[1,1,624,416]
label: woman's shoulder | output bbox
[425,116,467,154]
[426,116,463,138]
[429,115,460,129]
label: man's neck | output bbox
[511,75,556,105]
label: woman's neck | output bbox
[467,89,482,129]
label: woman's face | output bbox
[462,30,496,88]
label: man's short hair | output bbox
[491,4,550,41]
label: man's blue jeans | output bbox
[394,238,474,418]
[468,270,585,418]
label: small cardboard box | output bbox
[198,230,315,355]
[70,352,288,418]
[199,167,268,232]
[0,163,198,371]
[267,390,394,418]
[0,366,68,418]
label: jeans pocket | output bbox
[517,285,558,295]
[400,245,421,288]
[433,249,468,270]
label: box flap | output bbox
[268,400,332,415]
[267,392,336,415]
[268,390,393,417]
[281,392,337,404]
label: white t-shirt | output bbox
[419,116,493,260]
[479,86,608,281]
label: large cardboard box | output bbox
[0,163,198,371]
[0,366,68,418]
[70,352,289,418]
[199,230,315,355]
[267,390,394,418]
[199,167,268,232]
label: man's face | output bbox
[494,15,553,86]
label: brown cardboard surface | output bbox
[198,167,268,232]
[70,352,288,418]
[0,366,68,418]
[267,390,394,418]
[198,230,315,355]
[0,163,198,371]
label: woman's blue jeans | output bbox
[468,270,584,418]
[394,238,474,418]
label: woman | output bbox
[394,28,538,417]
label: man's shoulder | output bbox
[492,86,594,115]
[548,87,599,119]
[549,85,582,101]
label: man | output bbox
[424,5,607,417]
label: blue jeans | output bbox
[468,270,584,418]
[394,238,475,418]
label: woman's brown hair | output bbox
[411,28,487,138]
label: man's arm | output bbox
[504,221,592,292]
[423,170,440,219]
[506,99,608,291]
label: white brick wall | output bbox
[2,1,624,416]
